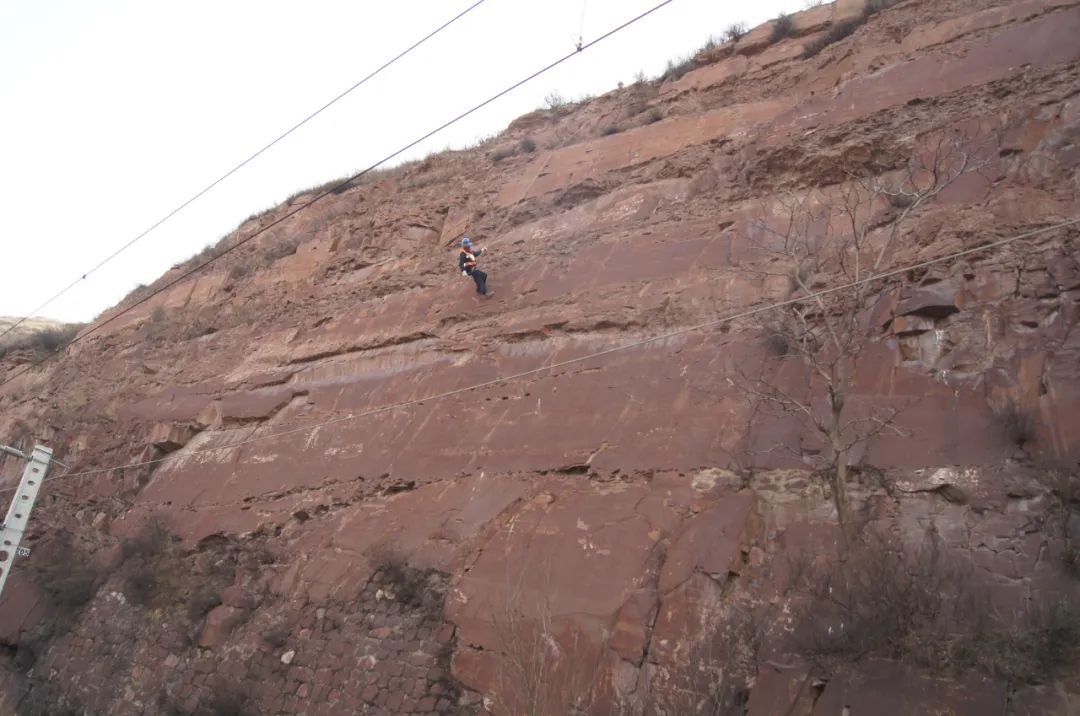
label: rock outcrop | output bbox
[1,0,1079,714]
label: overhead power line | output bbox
[0,0,679,390]
[9,216,1076,493]
[0,0,490,342]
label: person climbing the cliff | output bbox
[459,237,490,296]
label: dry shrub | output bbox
[1044,468,1080,578]
[770,13,795,43]
[0,324,83,360]
[661,57,695,82]
[118,519,173,606]
[0,419,32,453]
[31,326,79,353]
[643,108,664,125]
[186,585,222,621]
[228,260,252,281]
[118,282,150,308]
[979,602,1080,684]
[600,125,621,136]
[175,241,222,274]
[863,0,901,18]
[789,263,815,292]
[287,176,354,202]
[120,519,170,563]
[763,330,790,357]
[646,604,758,715]
[122,566,158,606]
[112,521,245,632]
[403,165,456,191]
[490,599,595,716]
[796,532,980,668]
[369,548,439,609]
[16,536,107,674]
[887,189,917,208]
[261,626,290,649]
[262,236,300,264]
[544,92,565,111]
[996,401,1037,448]
[192,242,219,263]
[32,534,105,612]
[145,306,168,344]
[200,684,253,716]
[723,22,747,44]
[519,137,537,154]
[794,532,1080,684]
[802,17,863,58]
[1066,546,1080,579]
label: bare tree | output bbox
[644,602,760,716]
[1041,465,1080,578]
[488,566,595,716]
[739,131,986,547]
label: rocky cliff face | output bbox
[2,0,1079,714]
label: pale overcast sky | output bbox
[1,0,803,324]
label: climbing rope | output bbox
[577,0,588,50]
[7,216,1075,493]
[0,0,492,343]
[0,0,680,391]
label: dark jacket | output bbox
[458,247,484,274]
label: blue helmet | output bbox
[461,237,472,247]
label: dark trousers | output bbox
[470,269,487,295]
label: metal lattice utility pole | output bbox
[0,444,52,601]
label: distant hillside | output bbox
[0,316,65,338]
[0,317,81,361]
